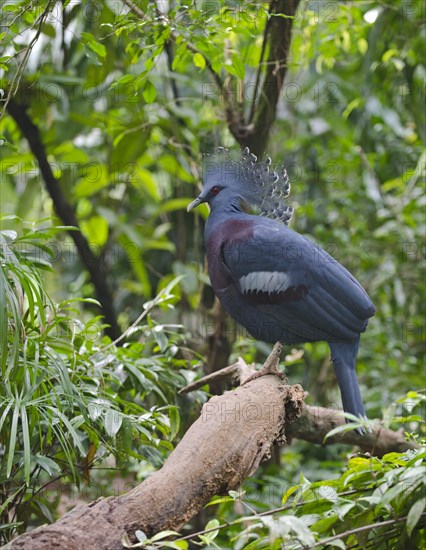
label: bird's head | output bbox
[187,147,294,225]
[186,157,242,213]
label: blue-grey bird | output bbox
[188,148,375,433]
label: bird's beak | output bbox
[187,196,204,212]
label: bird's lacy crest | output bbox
[203,146,294,225]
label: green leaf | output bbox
[41,23,56,38]
[82,32,106,58]
[324,540,346,549]
[198,519,219,543]
[158,198,194,213]
[324,417,366,440]
[116,418,133,458]
[48,407,85,454]
[358,38,368,54]
[282,483,300,505]
[7,405,19,478]
[74,164,109,198]
[231,54,245,79]
[143,81,157,104]
[35,455,62,476]
[80,215,108,248]
[133,168,160,200]
[193,52,206,70]
[153,543,188,549]
[205,495,235,507]
[150,530,181,542]
[312,514,339,533]
[112,74,135,87]
[382,48,399,63]
[168,406,180,441]
[406,499,425,536]
[0,486,25,519]
[135,530,147,542]
[0,268,7,370]
[224,55,245,78]
[20,405,31,485]
[104,408,123,437]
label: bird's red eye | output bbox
[211,186,220,196]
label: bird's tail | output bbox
[329,336,367,431]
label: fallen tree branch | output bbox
[181,357,419,456]
[286,405,419,456]
[8,375,304,550]
[8,349,419,549]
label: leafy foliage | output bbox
[0,221,190,541]
[0,0,424,546]
[136,447,425,549]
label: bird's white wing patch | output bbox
[238,271,290,295]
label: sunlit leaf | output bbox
[142,81,157,104]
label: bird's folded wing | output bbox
[222,220,375,340]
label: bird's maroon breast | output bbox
[206,219,254,290]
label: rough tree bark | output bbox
[8,358,418,550]
[229,0,302,157]
[8,375,302,550]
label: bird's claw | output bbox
[241,366,286,385]
[241,342,286,385]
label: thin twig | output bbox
[179,357,255,394]
[248,11,271,125]
[173,487,378,543]
[313,513,426,547]
[0,0,55,119]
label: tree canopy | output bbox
[0,0,425,548]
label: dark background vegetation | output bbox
[0,0,425,547]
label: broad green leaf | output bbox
[80,215,108,248]
[143,81,157,104]
[116,418,133,458]
[133,168,160,200]
[35,455,62,476]
[312,514,339,533]
[205,495,235,507]
[358,38,368,54]
[168,406,180,441]
[193,52,206,70]
[82,32,106,58]
[74,164,109,198]
[41,23,56,38]
[104,408,123,437]
[406,499,425,536]
[135,530,147,542]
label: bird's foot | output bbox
[241,342,286,385]
[349,415,371,436]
